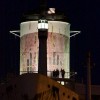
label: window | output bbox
[27,67,29,72]
[30,53,32,66]
[53,52,56,65]
[57,55,59,65]
[27,59,29,66]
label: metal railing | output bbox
[20,71,77,78]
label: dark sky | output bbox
[0,0,100,85]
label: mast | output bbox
[86,52,91,100]
[39,0,47,18]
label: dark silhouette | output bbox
[61,69,65,78]
[53,69,59,78]
[53,70,56,77]
[56,69,59,78]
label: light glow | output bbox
[38,19,48,29]
[48,8,55,14]
[38,23,48,29]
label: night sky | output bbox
[0,0,100,85]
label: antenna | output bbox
[9,30,20,38]
[39,0,47,18]
[86,52,91,100]
[70,31,81,37]
[39,0,47,8]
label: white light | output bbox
[47,8,55,14]
[38,20,48,29]
[61,81,64,85]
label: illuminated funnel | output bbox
[20,12,70,78]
